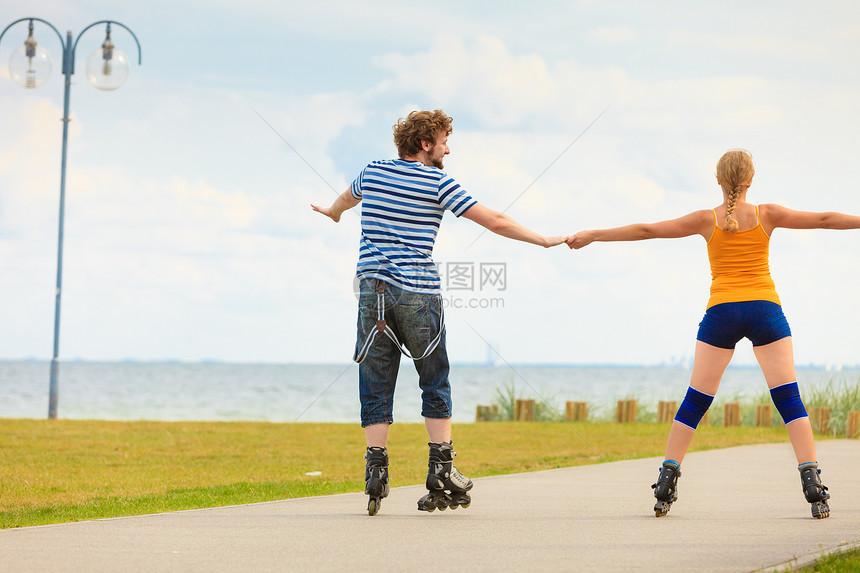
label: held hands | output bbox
[542,235,569,248]
[565,232,594,250]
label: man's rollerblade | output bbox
[651,460,681,517]
[364,447,389,516]
[417,442,472,512]
[798,462,830,519]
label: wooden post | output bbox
[657,401,677,424]
[476,405,498,422]
[616,399,637,423]
[515,399,535,422]
[846,411,860,439]
[755,404,772,427]
[565,401,587,422]
[723,402,740,427]
[809,407,830,435]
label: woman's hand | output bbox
[566,232,594,249]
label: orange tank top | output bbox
[706,206,780,309]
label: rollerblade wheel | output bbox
[654,501,670,518]
[811,502,830,519]
[418,491,450,512]
[368,498,379,516]
[450,493,470,509]
[417,494,435,512]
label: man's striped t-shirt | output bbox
[350,159,477,294]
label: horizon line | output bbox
[2,358,857,370]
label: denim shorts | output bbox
[696,301,792,349]
[355,278,451,427]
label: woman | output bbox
[567,149,860,519]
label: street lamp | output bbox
[0,17,142,420]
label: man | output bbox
[312,109,564,515]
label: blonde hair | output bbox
[715,149,755,233]
[392,110,453,158]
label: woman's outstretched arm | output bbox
[760,204,860,233]
[566,210,713,249]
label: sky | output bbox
[1,1,859,367]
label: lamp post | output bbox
[0,18,142,419]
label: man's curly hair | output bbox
[392,110,453,158]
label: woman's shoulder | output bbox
[758,203,787,222]
[699,208,719,221]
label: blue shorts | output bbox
[696,301,791,349]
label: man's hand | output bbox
[566,232,594,249]
[311,188,361,223]
[311,203,341,223]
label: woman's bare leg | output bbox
[753,337,816,464]
[664,341,735,463]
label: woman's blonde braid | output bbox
[723,185,741,233]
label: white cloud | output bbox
[374,35,558,127]
[586,26,640,44]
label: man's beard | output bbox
[432,159,444,169]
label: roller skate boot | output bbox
[417,441,472,512]
[798,462,830,519]
[652,459,681,517]
[364,446,389,516]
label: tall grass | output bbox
[486,378,563,422]
[804,376,860,437]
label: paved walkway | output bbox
[1,440,858,572]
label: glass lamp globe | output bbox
[86,45,130,91]
[9,42,52,89]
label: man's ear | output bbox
[420,139,434,152]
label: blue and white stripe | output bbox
[351,159,476,293]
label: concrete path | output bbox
[1,440,858,572]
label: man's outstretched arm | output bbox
[461,203,566,248]
[311,188,361,223]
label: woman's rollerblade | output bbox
[417,442,472,512]
[798,462,830,519]
[364,446,389,516]
[652,460,681,517]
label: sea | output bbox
[0,361,856,424]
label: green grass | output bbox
[0,418,797,529]
[776,546,860,572]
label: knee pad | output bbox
[674,387,714,430]
[770,382,808,424]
